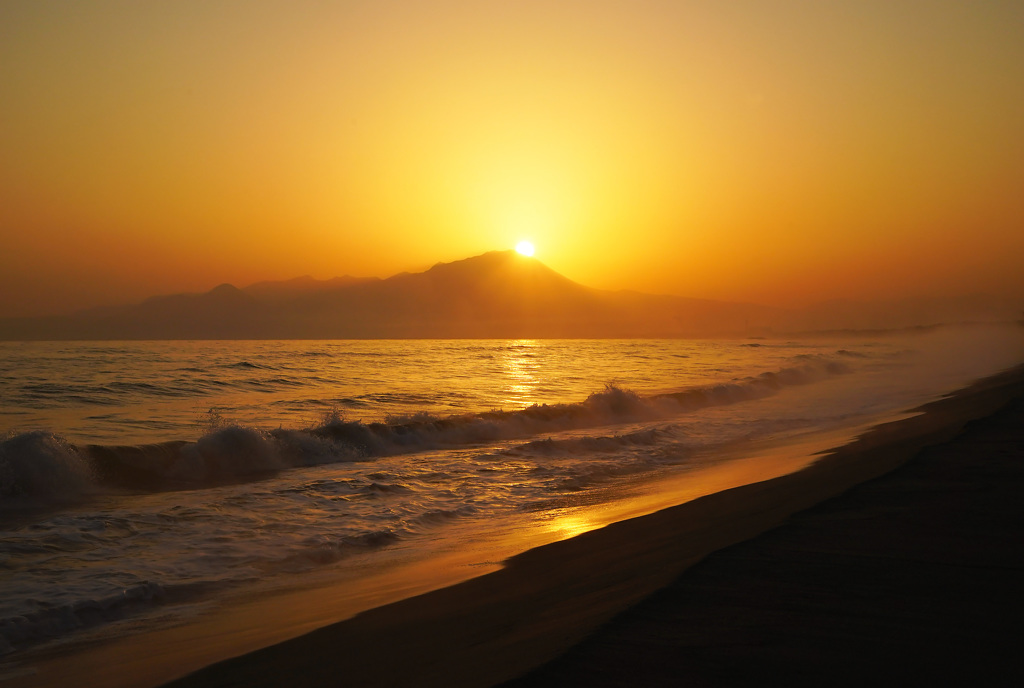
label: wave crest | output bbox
[1,356,852,505]
[0,431,94,504]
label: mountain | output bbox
[0,251,1019,340]
[242,275,379,304]
[230,251,784,338]
[0,283,270,340]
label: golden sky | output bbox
[2,1,1022,316]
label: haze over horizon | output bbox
[3,1,1023,318]
[4,249,1020,341]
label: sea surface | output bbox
[1,329,1022,661]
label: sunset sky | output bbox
[2,1,1022,317]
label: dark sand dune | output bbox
[159,365,1024,688]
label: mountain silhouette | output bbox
[237,250,784,338]
[242,275,379,304]
[0,250,1018,340]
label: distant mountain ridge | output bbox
[242,275,379,304]
[0,251,1019,340]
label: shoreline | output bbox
[4,362,1021,687]
[0,413,876,688]
[509,368,1024,686]
[151,363,1024,687]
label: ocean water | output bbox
[1,328,1022,660]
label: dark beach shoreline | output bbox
[509,370,1024,687]
[147,363,1024,688]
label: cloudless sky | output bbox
[2,0,1022,316]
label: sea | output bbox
[1,327,1022,664]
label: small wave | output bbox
[0,578,229,655]
[657,358,850,410]
[366,481,412,494]
[87,427,361,491]
[268,529,402,572]
[508,427,665,457]
[553,461,658,492]
[406,505,478,528]
[224,360,268,370]
[358,392,445,406]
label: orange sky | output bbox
[2,1,1023,317]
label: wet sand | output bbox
[161,364,1024,688]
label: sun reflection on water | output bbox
[500,339,542,408]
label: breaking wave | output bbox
[0,578,228,656]
[0,432,95,505]
[0,356,850,507]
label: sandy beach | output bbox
[510,372,1024,686]
[139,363,1024,688]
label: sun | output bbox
[515,240,535,257]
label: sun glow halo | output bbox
[515,241,535,257]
